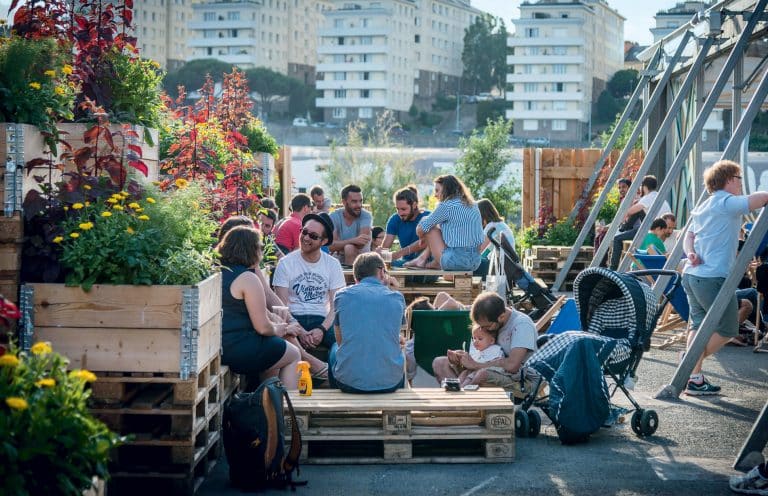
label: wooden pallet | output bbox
[529,245,594,259]
[344,268,476,304]
[286,388,514,464]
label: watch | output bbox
[316,324,328,334]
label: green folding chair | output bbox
[410,310,472,376]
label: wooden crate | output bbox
[286,388,514,464]
[20,273,222,379]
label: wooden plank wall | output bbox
[521,148,644,226]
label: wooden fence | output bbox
[521,148,645,227]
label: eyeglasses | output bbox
[734,175,743,180]
[301,228,323,241]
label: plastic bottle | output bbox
[297,361,312,396]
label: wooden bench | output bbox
[343,268,479,305]
[286,388,515,464]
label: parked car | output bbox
[508,136,526,147]
[292,117,309,127]
[476,92,493,102]
[526,136,550,147]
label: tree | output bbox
[287,78,319,119]
[163,59,234,97]
[606,69,639,99]
[595,90,622,123]
[598,115,642,151]
[462,14,507,95]
[455,117,521,223]
[322,111,417,226]
[245,67,294,118]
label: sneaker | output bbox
[730,465,768,495]
[685,377,721,396]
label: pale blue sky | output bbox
[471,0,687,46]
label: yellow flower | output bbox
[62,64,73,75]
[146,197,156,204]
[83,185,92,190]
[44,69,56,77]
[138,215,150,221]
[101,211,112,218]
[67,81,75,89]
[0,354,19,367]
[175,178,189,189]
[52,236,64,244]
[69,232,80,239]
[30,341,52,355]
[79,222,94,231]
[54,86,65,96]
[128,202,140,209]
[134,207,143,213]
[106,198,118,204]
[35,378,56,388]
[112,204,124,211]
[85,201,91,207]
[29,82,41,90]
[120,191,129,198]
[63,206,69,211]
[6,397,28,410]
[69,369,97,383]
[126,227,135,234]
[72,202,84,210]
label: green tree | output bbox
[462,14,506,95]
[598,115,642,150]
[163,59,233,97]
[595,90,621,123]
[322,111,417,226]
[287,78,318,119]
[245,67,294,118]
[607,69,639,98]
[455,117,521,223]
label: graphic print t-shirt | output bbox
[272,251,346,316]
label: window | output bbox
[415,34,420,43]
[207,47,213,55]
[525,28,539,38]
[362,71,370,80]
[528,47,539,56]
[553,64,566,74]
[333,54,344,63]
[555,83,564,92]
[359,108,373,118]
[334,19,344,28]
[553,101,566,111]
[333,108,346,118]
[359,54,369,62]
[228,11,239,20]
[552,120,567,131]
[524,83,537,92]
[334,89,347,98]
[361,89,370,98]
[362,18,369,27]
[334,72,346,80]
[553,46,567,55]
[523,120,539,131]
[338,37,345,45]
[232,29,238,37]
[204,12,215,21]
[361,36,372,45]
[523,65,532,74]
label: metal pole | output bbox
[566,46,663,225]
[550,33,691,291]
[733,398,768,471]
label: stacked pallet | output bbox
[523,245,594,291]
[343,268,477,305]
[287,388,515,464]
[90,354,230,495]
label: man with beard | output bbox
[273,213,346,352]
[328,184,373,265]
[380,185,430,267]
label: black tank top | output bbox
[221,264,255,334]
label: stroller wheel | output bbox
[631,410,643,436]
[639,410,659,437]
[527,409,541,438]
[515,409,530,438]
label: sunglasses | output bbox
[301,228,323,241]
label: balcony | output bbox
[188,20,255,30]
[508,37,585,47]
[507,55,585,65]
[317,44,389,55]
[506,73,584,83]
[316,80,389,90]
[506,91,583,101]
[318,27,391,37]
[316,97,389,108]
[188,37,257,48]
[507,109,584,120]
[317,62,388,72]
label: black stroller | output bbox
[515,267,680,442]
[485,227,558,320]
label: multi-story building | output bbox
[315,0,481,124]
[650,1,711,43]
[133,0,195,70]
[506,0,624,142]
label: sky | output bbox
[471,0,685,46]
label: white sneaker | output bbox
[730,465,768,495]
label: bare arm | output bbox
[748,191,768,211]
[233,272,285,337]
[459,347,529,374]
[381,233,396,250]
[254,267,283,309]
[334,323,343,346]
[624,201,643,219]
[274,285,291,306]
[683,230,701,266]
[328,229,346,253]
[349,226,372,248]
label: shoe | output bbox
[684,377,721,396]
[729,465,768,495]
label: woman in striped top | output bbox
[406,174,484,271]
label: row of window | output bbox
[332,72,372,80]
[511,64,569,75]
[332,89,372,98]
[518,82,567,92]
[332,107,373,119]
[522,119,568,131]
[515,101,569,111]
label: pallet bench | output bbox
[343,268,480,305]
[286,388,515,464]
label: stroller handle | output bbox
[627,269,681,297]
[486,226,500,247]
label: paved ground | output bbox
[199,344,767,496]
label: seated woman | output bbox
[406,174,484,271]
[218,226,300,388]
[476,198,516,277]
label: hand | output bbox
[272,306,292,322]
[309,328,324,346]
[298,330,317,349]
[447,349,466,367]
[687,252,702,267]
[386,276,400,290]
[357,233,371,244]
[459,353,479,371]
[285,322,303,337]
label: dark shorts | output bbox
[222,331,286,376]
[293,313,336,348]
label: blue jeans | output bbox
[292,313,336,349]
[327,344,404,394]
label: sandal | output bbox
[311,364,328,382]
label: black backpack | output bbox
[223,377,306,491]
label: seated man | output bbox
[273,212,345,352]
[661,213,678,253]
[328,184,373,265]
[380,186,430,266]
[432,291,537,398]
[274,193,312,254]
[328,252,406,393]
[310,185,332,213]
[639,218,671,255]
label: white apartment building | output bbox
[315,0,480,124]
[130,0,196,70]
[506,0,624,142]
[651,1,711,43]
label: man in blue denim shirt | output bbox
[329,252,406,393]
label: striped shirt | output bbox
[418,198,484,248]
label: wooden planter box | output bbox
[19,273,221,380]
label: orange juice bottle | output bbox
[297,361,312,396]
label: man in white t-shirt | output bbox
[610,175,672,270]
[273,212,346,350]
[432,292,537,398]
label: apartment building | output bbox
[651,1,711,43]
[506,0,624,142]
[315,0,481,124]
[133,0,195,70]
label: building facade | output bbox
[506,0,624,142]
[315,0,480,124]
[133,0,196,70]
[650,1,711,43]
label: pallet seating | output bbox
[286,388,515,464]
[343,268,480,304]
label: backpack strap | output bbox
[281,389,303,476]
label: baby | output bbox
[458,325,505,387]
